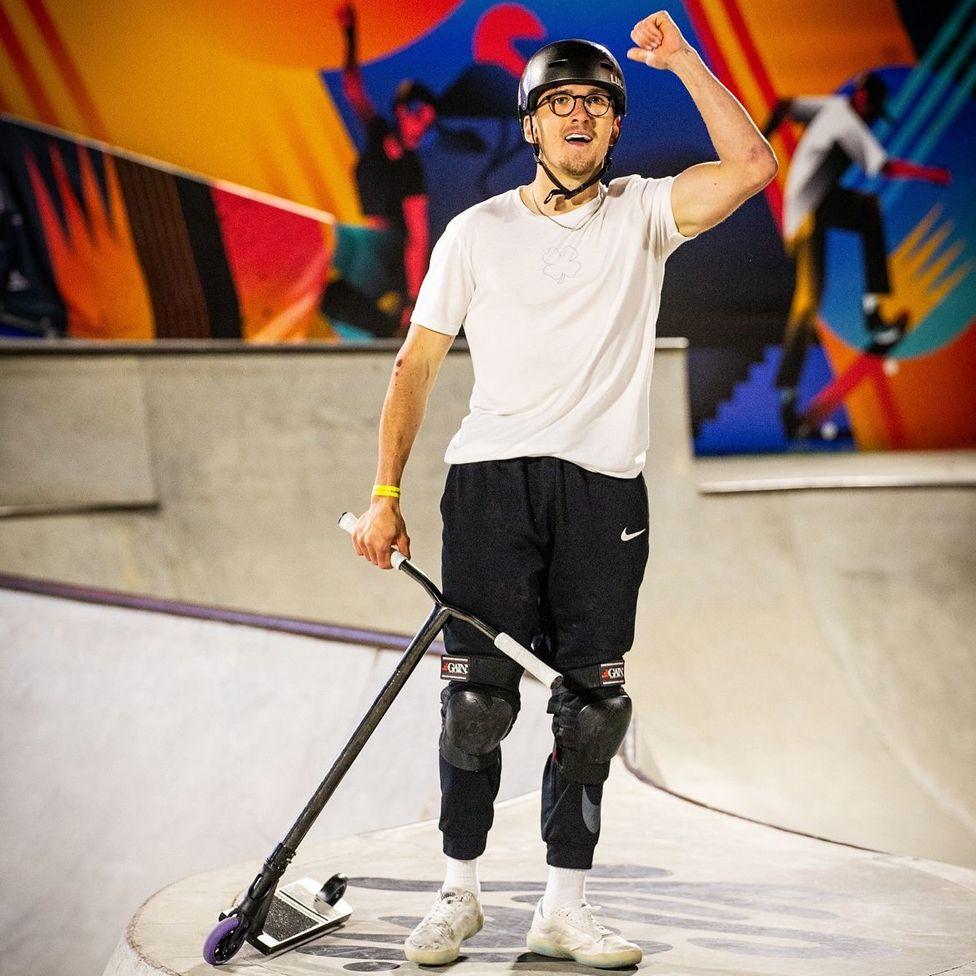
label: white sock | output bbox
[443,856,480,897]
[542,866,587,916]
[862,293,881,313]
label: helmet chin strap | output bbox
[530,114,614,205]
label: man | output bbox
[351,11,776,967]
[323,3,437,337]
[763,71,949,438]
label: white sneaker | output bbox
[526,897,642,968]
[403,888,484,965]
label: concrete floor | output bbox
[105,759,976,975]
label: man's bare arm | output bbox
[628,11,778,238]
[352,323,455,568]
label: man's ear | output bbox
[609,116,622,147]
[522,114,535,145]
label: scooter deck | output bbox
[244,878,353,956]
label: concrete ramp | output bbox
[3,345,975,976]
[0,587,552,976]
[1,347,971,868]
[0,357,157,515]
[631,352,976,867]
[104,759,976,975]
[0,348,976,867]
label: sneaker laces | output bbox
[566,901,614,938]
[418,891,470,940]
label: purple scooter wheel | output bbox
[203,915,248,965]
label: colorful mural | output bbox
[1,119,337,341]
[685,0,974,453]
[0,0,972,451]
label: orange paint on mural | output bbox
[277,103,342,215]
[818,318,976,451]
[880,206,971,331]
[184,0,463,69]
[25,143,153,339]
[0,0,59,124]
[24,0,109,140]
[732,0,915,97]
[698,0,768,125]
[14,1,363,217]
[885,324,976,448]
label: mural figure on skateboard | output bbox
[763,72,951,442]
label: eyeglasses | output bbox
[538,92,613,117]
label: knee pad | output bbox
[549,686,633,785]
[440,685,518,772]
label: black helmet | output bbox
[518,39,626,120]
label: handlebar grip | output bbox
[494,633,561,689]
[337,511,407,570]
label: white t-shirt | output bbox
[783,96,888,239]
[411,174,695,479]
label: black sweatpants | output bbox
[437,456,649,869]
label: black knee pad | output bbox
[440,684,519,772]
[549,685,633,785]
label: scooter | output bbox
[202,511,563,964]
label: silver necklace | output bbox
[526,182,607,232]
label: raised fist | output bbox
[626,10,691,70]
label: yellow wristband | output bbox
[372,484,401,498]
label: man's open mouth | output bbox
[564,133,593,144]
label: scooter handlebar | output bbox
[338,511,561,689]
[338,511,407,569]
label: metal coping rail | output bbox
[0,572,441,655]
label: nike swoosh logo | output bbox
[620,528,647,542]
[581,787,601,834]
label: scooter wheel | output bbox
[203,915,248,965]
[319,873,348,906]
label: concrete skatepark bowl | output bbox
[0,344,973,975]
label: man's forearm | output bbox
[374,356,432,487]
[669,47,775,172]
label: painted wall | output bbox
[1,0,972,452]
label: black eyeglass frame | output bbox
[537,91,614,118]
